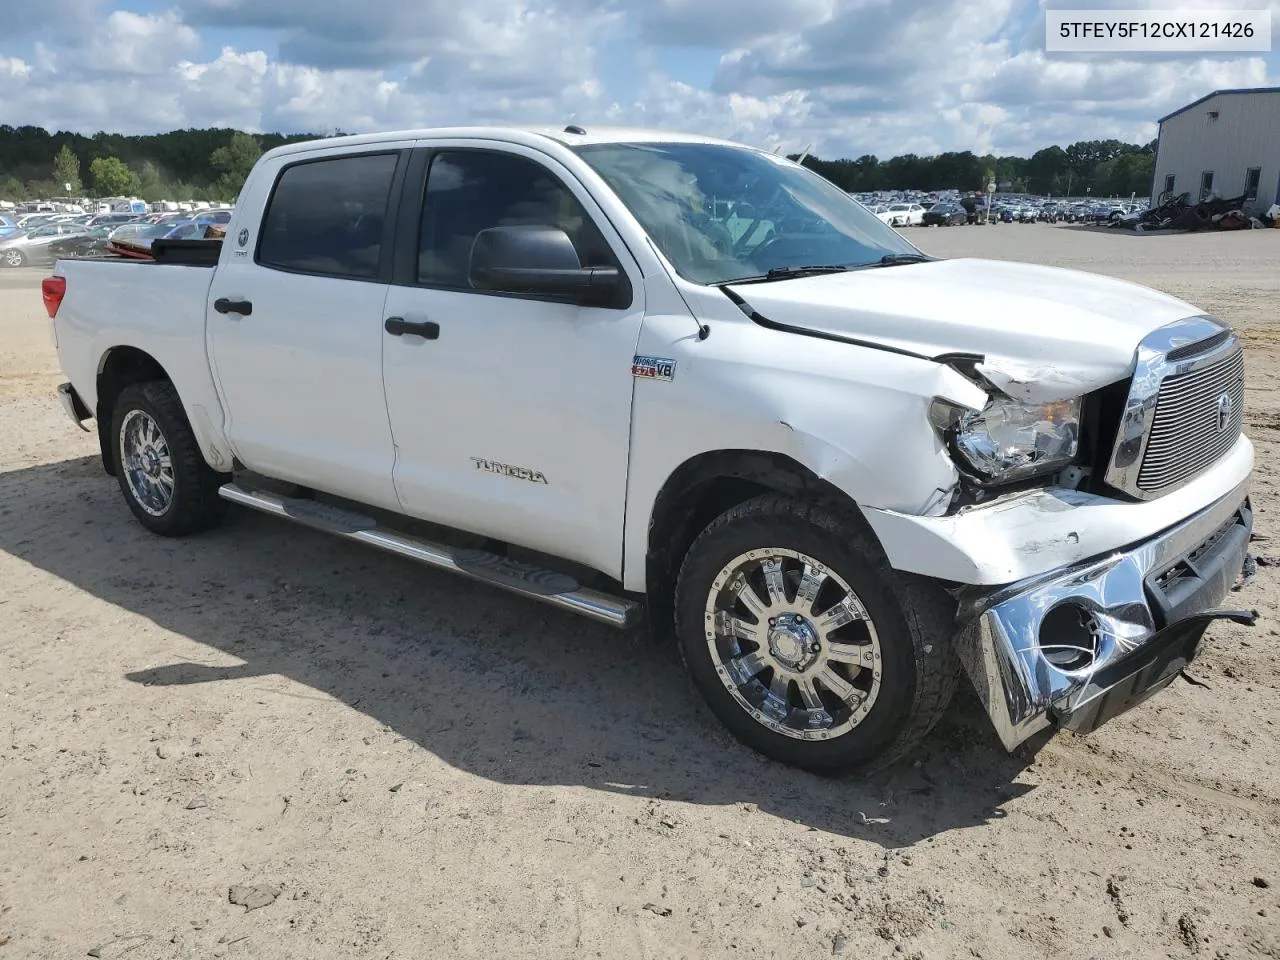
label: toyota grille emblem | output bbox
[1217,392,1233,431]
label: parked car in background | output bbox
[47,225,114,260]
[922,202,966,226]
[0,215,19,238]
[85,212,143,229]
[0,222,89,267]
[865,204,895,225]
[108,222,157,243]
[885,203,925,227]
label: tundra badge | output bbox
[470,457,548,485]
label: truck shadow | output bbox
[0,456,1036,845]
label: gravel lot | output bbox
[1,225,1278,960]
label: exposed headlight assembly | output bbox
[931,395,1081,485]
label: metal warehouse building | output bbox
[1150,87,1280,212]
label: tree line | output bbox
[793,138,1157,198]
[1,124,1157,204]
[0,126,321,202]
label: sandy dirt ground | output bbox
[1,225,1277,960]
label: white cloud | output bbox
[0,57,31,82]
[0,0,1274,158]
[84,11,200,76]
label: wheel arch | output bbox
[95,346,173,476]
[642,449,885,639]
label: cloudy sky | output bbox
[1,0,1276,158]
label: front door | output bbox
[207,146,407,510]
[381,143,646,578]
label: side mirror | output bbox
[468,225,623,306]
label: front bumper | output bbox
[955,482,1255,751]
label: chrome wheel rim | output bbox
[3,250,22,266]
[119,409,175,517]
[704,548,882,741]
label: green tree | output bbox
[210,131,261,199]
[90,156,141,196]
[25,178,63,198]
[1096,152,1154,197]
[0,174,24,200]
[53,144,81,195]
[136,160,168,202]
[1026,145,1068,194]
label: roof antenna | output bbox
[796,143,813,165]
[563,124,586,135]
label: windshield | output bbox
[573,141,919,285]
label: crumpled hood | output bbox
[725,257,1206,403]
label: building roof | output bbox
[1158,87,1280,124]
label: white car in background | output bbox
[886,203,925,227]
[866,204,895,226]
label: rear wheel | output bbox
[110,381,230,536]
[2,249,25,268]
[674,494,961,774]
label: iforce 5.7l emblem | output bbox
[632,355,676,381]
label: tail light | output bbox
[42,276,66,318]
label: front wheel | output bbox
[674,495,961,774]
[2,248,26,268]
[110,381,231,536]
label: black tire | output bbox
[674,494,961,774]
[110,380,230,536]
[2,249,26,268]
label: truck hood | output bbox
[725,257,1205,403]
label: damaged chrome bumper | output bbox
[956,478,1256,751]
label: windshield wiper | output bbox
[725,265,849,284]
[873,253,933,267]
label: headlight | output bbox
[932,395,1081,484]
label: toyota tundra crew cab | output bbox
[44,125,1256,773]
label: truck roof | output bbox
[260,125,752,162]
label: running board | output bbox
[217,483,641,629]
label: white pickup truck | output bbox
[44,125,1255,773]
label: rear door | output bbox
[379,142,646,578]
[207,145,410,510]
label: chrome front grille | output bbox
[1104,315,1245,501]
[1137,348,1244,492]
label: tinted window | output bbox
[258,152,397,280]
[418,151,613,288]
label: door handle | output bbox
[214,297,253,316]
[384,317,440,340]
